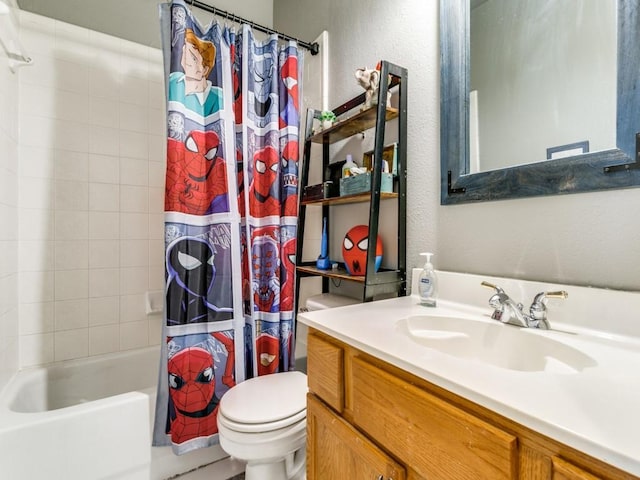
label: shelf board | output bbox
[297,265,366,283]
[310,107,399,144]
[301,191,398,206]
[297,265,402,286]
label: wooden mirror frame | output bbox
[440,0,640,204]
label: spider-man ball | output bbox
[342,225,383,276]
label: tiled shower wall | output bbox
[0,8,21,388]
[17,11,167,367]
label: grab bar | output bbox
[0,2,34,72]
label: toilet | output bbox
[217,371,308,480]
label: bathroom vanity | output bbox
[299,271,640,479]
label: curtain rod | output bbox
[186,0,319,55]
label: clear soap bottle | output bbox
[418,252,438,307]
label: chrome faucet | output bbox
[481,281,568,329]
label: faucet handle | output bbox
[481,281,504,293]
[529,290,568,329]
[532,290,568,304]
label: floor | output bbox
[175,457,245,480]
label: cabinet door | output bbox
[350,357,518,480]
[307,394,405,480]
[552,457,603,480]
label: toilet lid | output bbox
[220,371,308,425]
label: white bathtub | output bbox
[0,346,236,480]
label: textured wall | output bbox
[275,0,640,292]
[275,0,439,289]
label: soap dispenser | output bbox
[418,252,438,307]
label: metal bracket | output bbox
[604,132,640,173]
[447,171,466,194]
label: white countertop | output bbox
[298,270,640,476]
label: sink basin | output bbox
[404,314,597,373]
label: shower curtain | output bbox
[153,0,301,454]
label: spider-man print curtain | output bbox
[154,0,301,455]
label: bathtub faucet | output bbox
[481,281,568,330]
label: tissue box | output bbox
[339,172,393,196]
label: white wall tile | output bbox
[119,320,148,350]
[0,205,19,241]
[54,149,89,181]
[89,296,119,326]
[120,131,149,159]
[19,177,54,209]
[55,179,89,211]
[54,328,88,361]
[54,240,89,270]
[54,210,89,239]
[20,83,56,118]
[120,185,148,213]
[20,333,54,366]
[120,240,149,268]
[19,240,54,271]
[20,208,54,240]
[148,265,165,291]
[119,293,146,324]
[19,145,55,179]
[0,274,18,314]
[17,15,168,367]
[0,241,18,276]
[89,183,120,211]
[89,96,119,128]
[54,59,89,94]
[148,135,166,163]
[19,53,56,89]
[120,212,148,239]
[148,240,164,267]
[149,213,164,240]
[119,266,148,295]
[89,324,119,355]
[55,89,89,123]
[54,298,89,331]
[89,125,119,156]
[19,114,55,149]
[119,76,148,106]
[148,316,162,346]
[89,240,119,268]
[53,119,89,152]
[55,269,89,300]
[120,102,148,133]
[19,271,54,303]
[148,187,164,214]
[88,66,121,101]
[89,211,120,239]
[89,268,120,297]
[19,302,54,335]
[119,39,149,80]
[89,153,119,184]
[120,157,148,186]
[148,161,165,188]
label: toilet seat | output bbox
[219,371,307,426]
[218,407,306,433]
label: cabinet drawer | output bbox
[552,456,602,480]
[307,333,344,412]
[351,357,517,480]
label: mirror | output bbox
[440,0,640,204]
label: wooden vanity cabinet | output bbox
[306,329,638,480]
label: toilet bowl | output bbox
[218,371,308,480]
